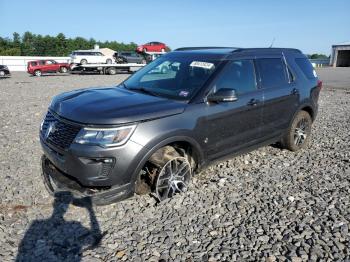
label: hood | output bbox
[50,87,186,125]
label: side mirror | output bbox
[207,88,238,103]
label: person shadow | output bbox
[16,191,105,262]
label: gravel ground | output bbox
[0,70,349,261]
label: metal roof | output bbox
[332,41,350,46]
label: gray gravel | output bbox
[0,70,349,261]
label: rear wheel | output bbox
[34,70,42,77]
[107,67,117,75]
[281,110,312,151]
[60,66,68,73]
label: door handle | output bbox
[247,98,260,106]
[291,88,299,95]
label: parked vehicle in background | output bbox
[40,47,322,205]
[136,42,167,53]
[114,51,146,64]
[27,60,70,77]
[0,65,11,77]
[145,52,164,63]
[70,50,114,65]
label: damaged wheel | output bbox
[136,146,193,201]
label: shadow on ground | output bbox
[15,192,104,262]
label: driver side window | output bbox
[215,60,257,95]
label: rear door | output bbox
[256,55,299,139]
[203,59,264,160]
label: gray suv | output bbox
[40,47,322,205]
[115,51,146,64]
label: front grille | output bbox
[41,111,81,149]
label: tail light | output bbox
[317,80,323,90]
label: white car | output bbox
[70,50,114,65]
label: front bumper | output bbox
[41,136,144,186]
[41,155,134,205]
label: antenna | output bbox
[269,37,276,48]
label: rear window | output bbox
[295,58,317,79]
[257,58,288,88]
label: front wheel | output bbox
[60,67,68,73]
[136,146,192,201]
[34,70,42,77]
[0,70,5,77]
[281,111,312,151]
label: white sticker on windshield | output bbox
[313,69,318,77]
[190,61,214,70]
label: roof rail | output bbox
[233,48,302,53]
[174,47,239,51]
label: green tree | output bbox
[308,54,328,59]
[0,31,139,56]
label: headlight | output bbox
[74,125,136,147]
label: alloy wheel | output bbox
[294,118,309,146]
[155,157,191,201]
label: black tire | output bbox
[80,59,87,65]
[107,67,117,75]
[281,110,312,151]
[106,59,112,64]
[60,66,68,73]
[34,70,42,77]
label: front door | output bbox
[203,59,264,160]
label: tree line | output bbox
[0,32,137,56]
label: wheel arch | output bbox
[129,135,204,187]
[300,105,315,121]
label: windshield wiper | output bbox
[127,87,161,97]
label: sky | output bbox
[1,0,349,55]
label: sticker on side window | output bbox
[190,61,214,70]
[179,91,189,97]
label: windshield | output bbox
[123,56,220,101]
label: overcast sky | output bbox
[1,0,349,55]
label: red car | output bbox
[136,42,167,53]
[27,60,70,76]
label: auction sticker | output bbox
[179,90,189,97]
[190,61,214,70]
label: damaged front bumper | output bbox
[41,155,134,205]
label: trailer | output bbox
[69,51,166,75]
[70,63,146,75]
